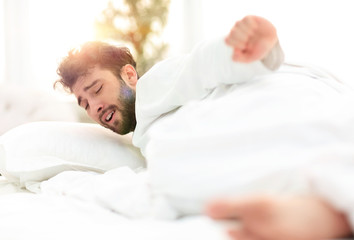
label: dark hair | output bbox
[54,41,136,93]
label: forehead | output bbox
[72,65,115,96]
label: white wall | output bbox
[0,1,4,84]
[1,0,354,91]
[3,0,33,85]
[165,0,354,86]
[0,0,108,94]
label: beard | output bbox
[116,84,137,134]
[100,83,137,135]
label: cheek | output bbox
[121,86,132,97]
[86,109,97,121]
[120,85,135,101]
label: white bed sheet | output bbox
[1,168,354,240]
[0,193,232,240]
[0,175,27,195]
[0,170,231,240]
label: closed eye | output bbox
[82,100,89,110]
[96,85,102,94]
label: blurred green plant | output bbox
[94,0,171,75]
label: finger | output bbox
[232,48,247,62]
[233,48,261,63]
[205,195,272,219]
[234,20,253,39]
[225,20,254,48]
[205,197,243,219]
[225,29,248,50]
[225,35,247,51]
[225,32,247,46]
[228,227,264,240]
[241,15,258,33]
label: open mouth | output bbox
[103,110,115,123]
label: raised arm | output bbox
[226,15,279,63]
[134,16,284,152]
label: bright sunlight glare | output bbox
[28,0,109,91]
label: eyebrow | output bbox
[77,80,99,106]
[84,80,99,91]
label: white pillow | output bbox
[0,83,79,135]
[0,121,145,186]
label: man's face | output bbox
[72,65,137,135]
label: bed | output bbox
[0,121,231,240]
[1,121,353,240]
[0,84,230,239]
[2,66,354,239]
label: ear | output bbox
[121,64,138,89]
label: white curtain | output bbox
[0,1,5,84]
[3,0,33,85]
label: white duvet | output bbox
[0,173,230,240]
[139,64,354,219]
[130,36,354,224]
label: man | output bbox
[55,15,282,142]
[56,16,353,240]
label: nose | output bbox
[88,100,104,119]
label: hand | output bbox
[205,195,352,240]
[225,15,278,63]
